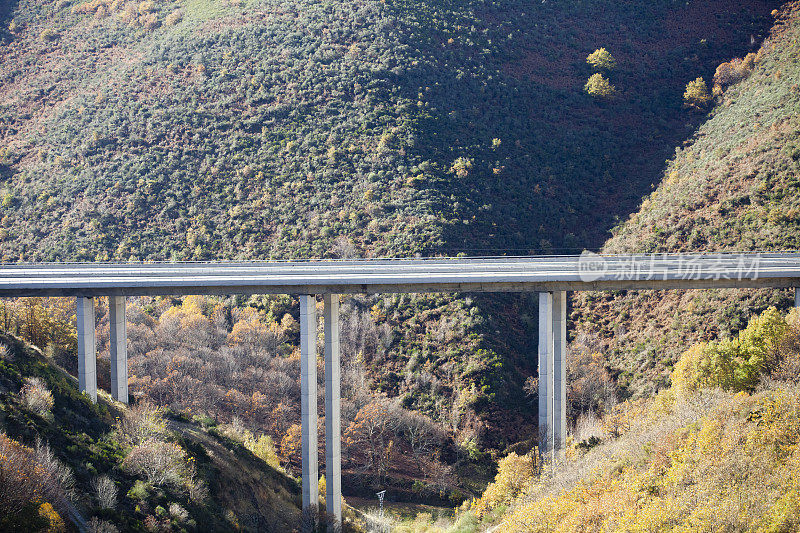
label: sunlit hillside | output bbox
[464,306,800,531]
[1,0,797,529]
[0,0,779,464]
[574,1,800,399]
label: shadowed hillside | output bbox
[574,1,800,398]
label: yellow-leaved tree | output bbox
[584,73,615,99]
[586,48,616,70]
[683,77,712,109]
[471,452,537,518]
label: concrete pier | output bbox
[109,295,128,404]
[538,292,553,458]
[795,287,799,308]
[538,291,567,461]
[324,294,342,524]
[76,297,97,402]
[299,295,319,521]
[552,291,567,457]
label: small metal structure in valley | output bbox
[377,490,387,533]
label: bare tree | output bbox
[92,475,118,510]
[396,409,445,469]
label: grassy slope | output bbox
[0,0,780,453]
[573,1,800,398]
[0,332,301,532]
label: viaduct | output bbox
[1,252,799,529]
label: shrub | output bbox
[33,439,74,507]
[672,307,788,395]
[586,48,616,70]
[126,479,149,501]
[683,77,712,109]
[115,401,166,447]
[39,29,59,42]
[244,433,281,470]
[93,475,117,510]
[38,502,66,532]
[169,502,189,522]
[713,53,757,91]
[219,422,281,470]
[449,157,473,178]
[137,1,155,14]
[88,517,119,533]
[472,452,537,517]
[20,377,55,417]
[121,439,186,488]
[164,10,182,26]
[139,13,159,29]
[0,433,70,529]
[584,73,615,98]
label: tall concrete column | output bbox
[552,291,567,457]
[299,295,319,520]
[538,292,553,459]
[109,295,128,404]
[76,297,97,402]
[795,287,800,308]
[323,294,342,524]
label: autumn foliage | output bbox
[476,308,800,530]
[0,433,69,531]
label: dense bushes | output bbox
[469,306,800,530]
[0,334,304,531]
[115,401,207,500]
[672,307,788,395]
[0,433,71,532]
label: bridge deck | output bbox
[1,253,799,296]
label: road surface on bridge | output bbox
[1,252,799,297]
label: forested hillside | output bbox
[574,0,800,399]
[0,0,785,509]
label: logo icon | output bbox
[578,250,608,282]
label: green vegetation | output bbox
[0,0,778,457]
[683,76,712,109]
[0,0,790,518]
[586,48,616,71]
[584,73,616,99]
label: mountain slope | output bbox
[0,0,778,261]
[0,332,303,532]
[0,0,782,463]
[479,308,800,531]
[574,1,800,398]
